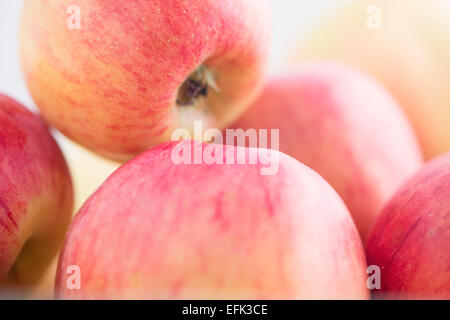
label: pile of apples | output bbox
[0,0,448,299]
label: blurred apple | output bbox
[297,0,450,159]
[0,93,73,293]
[55,140,368,299]
[227,63,423,243]
[28,137,120,299]
[19,0,271,162]
[367,152,450,299]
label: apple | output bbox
[19,0,271,162]
[297,0,450,159]
[227,63,423,243]
[366,152,450,299]
[55,140,368,299]
[0,94,73,292]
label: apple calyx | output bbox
[176,65,220,107]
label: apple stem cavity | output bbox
[176,65,220,107]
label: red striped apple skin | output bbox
[0,94,73,290]
[19,0,271,162]
[367,152,450,299]
[227,63,423,243]
[55,140,368,299]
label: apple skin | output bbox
[19,0,271,162]
[297,0,450,159]
[0,94,73,290]
[55,140,368,299]
[366,152,450,299]
[227,63,423,243]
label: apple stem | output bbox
[176,65,220,107]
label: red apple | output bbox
[0,94,73,292]
[19,0,271,162]
[55,140,368,299]
[227,63,423,243]
[366,152,450,299]
[297,0,450,159]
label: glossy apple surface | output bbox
[55,140,368,299]
[227,63,423,243]
[0,93,73,291]
[367,152,450,299]
[19,0,271,162]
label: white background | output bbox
[0,0,345,210]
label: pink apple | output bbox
[0,94,73,291]
[55,140,368,299]
[19,0,271,162]
[297,0,450,159]
[366,152,450,299]
[227,63,423,243]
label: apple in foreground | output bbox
[297,0,450,159]
[0,94,73,290]
[55,140,368,299]
[366,152,450,299]
[227,63,423,243]
[19,0,271,162]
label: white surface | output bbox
[0,1,31,106]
